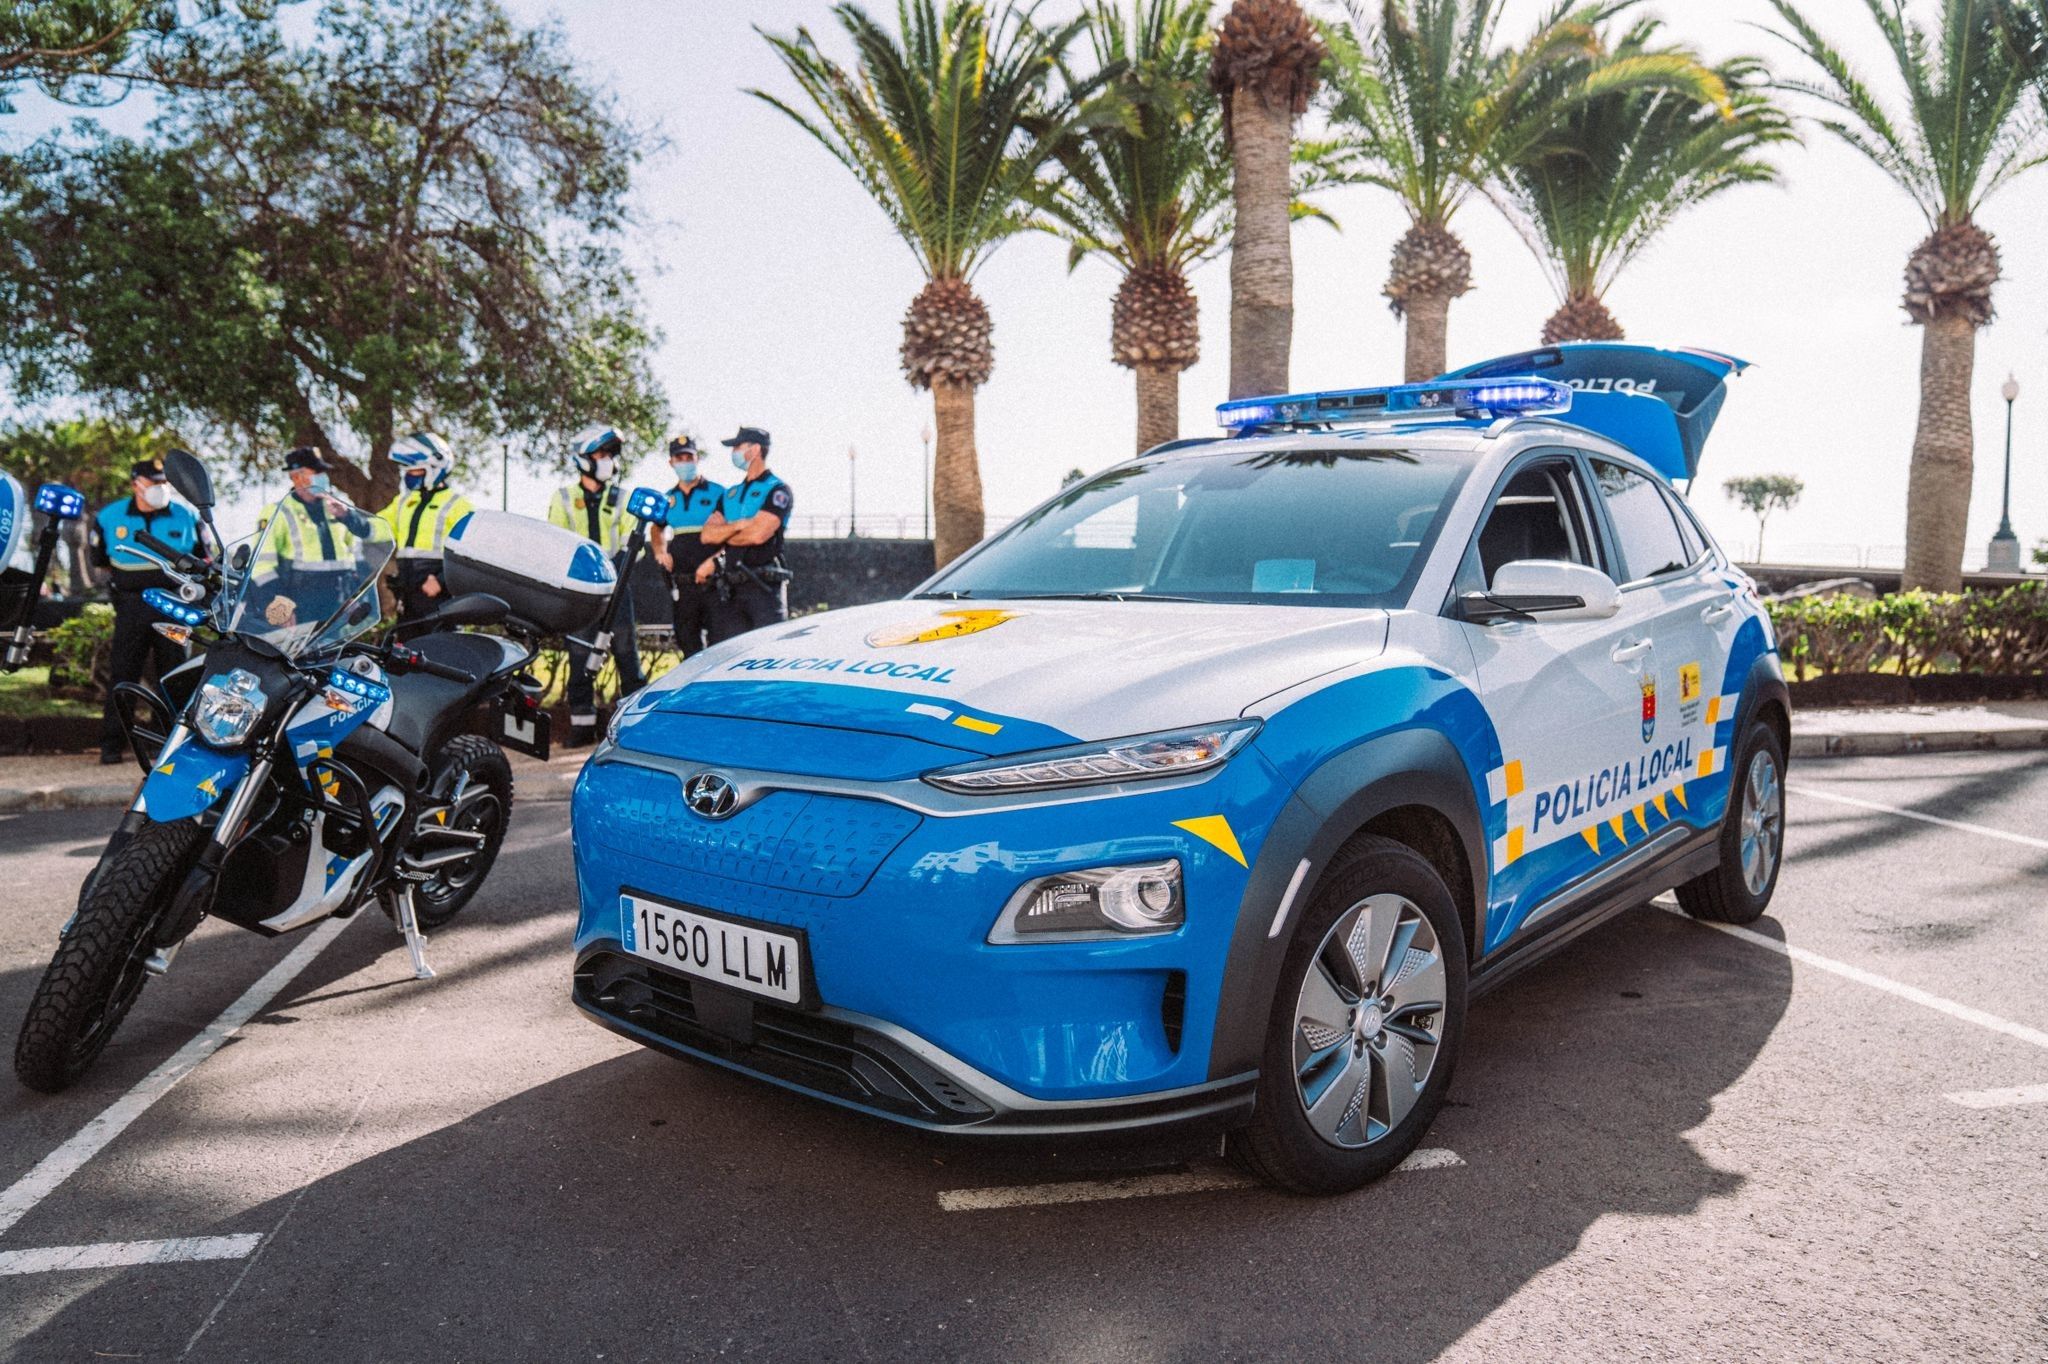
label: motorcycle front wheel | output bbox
[15,817,203,1094]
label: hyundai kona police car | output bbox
[569,343,1788,1194]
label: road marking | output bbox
[0,916,353,1240]
[0,1234,261,1276]
[1945,1082,2048,1110]
[1662,906,2048,1052]
[1788,784,2048,852]
[936,1148,1464,1212]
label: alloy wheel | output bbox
[1739,749,1783,898]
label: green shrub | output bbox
[47,603,114,697]
[1769,581,2048,679]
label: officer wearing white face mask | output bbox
[89,457,201,763]
[547,424,646,744]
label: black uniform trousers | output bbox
[101,588,186,754]
[391,558,444,623]
[668,572,716,658]
[708,578,787,644]
[565,592,644,737]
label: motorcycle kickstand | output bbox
[387,886,437,981]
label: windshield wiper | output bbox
[914,589,975,600]
[1003,592,1206,603]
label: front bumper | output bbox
[574,944,1256,1136]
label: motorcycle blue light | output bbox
[142,587,207,627]
[1216,378,1572,432]
[33,483,85,520]
[325,668,391,706]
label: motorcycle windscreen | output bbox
[1437,343,1750,481]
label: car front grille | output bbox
[575,951,994,1125]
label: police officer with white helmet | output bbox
[377,431,474,622]
[547,423,646,745]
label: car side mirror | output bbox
[163,449,215,512]
[1456,560,1621,624]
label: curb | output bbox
[1790,728,2048,759]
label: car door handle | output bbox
[1610,637,1653,665]
[1701,600,1737,624]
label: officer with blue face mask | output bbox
[250,447,378,631]
[648,435,723,658]
[699,426,794,642]
[89,458,200,763]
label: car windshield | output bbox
[925,446,1474,607]
[220,496,396,658]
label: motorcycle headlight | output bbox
[193,668,267,749]
[989,860,1185,943]
[923,720,1260,795]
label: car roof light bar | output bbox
[1216,378,1572,433]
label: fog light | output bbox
[990,860,1184,943]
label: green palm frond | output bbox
[1495,19,1793,302]
[1764,0,2048,226]
[751,0,1109,282]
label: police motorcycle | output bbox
[1,471,89,670]
[14,449,672,1093]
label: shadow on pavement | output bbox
[14,903,1793,1363]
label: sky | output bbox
[12,0,2048,569]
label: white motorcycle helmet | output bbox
[572,424,623,483]
[391,431,455,491]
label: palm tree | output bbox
[753,2,1104,567]
[1767,0,2048,592]
[1494,18,1789,346]
[1211,0,1324,398]
[1322,0,1650,382]
[1034,1,1229,454]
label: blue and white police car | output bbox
[569,343,1788,1194]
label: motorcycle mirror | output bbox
[392,592,509,641]
[162,449,215,511]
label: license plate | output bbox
[497,700,550,760]
[620,894,803,1006]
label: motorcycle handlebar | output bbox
[132,529,211,578]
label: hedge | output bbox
[1768,581,2048,678]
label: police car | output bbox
[570,344,1787,1194]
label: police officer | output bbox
[700,426,793,643]
[648,436,723,658]
[90,459,201,764]
[251,447,381,633]
[377,432,473,622]
[547,424,646,745]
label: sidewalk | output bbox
[3,700,2043,814]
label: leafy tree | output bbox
[0,0,665,509]
[1766,0,2048,593]
[2,416,182,593]
[1722,472,1804,562]
[1210,0,1323,398]
[1494,16,1789,344]
[754,1,1109,567]
[0,1,273,113]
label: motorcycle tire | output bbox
[411,735,513,929]
[16,817,204,1094]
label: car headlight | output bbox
[989,860,1184,943]
[923,720,1260,795]
[192,668,267,749]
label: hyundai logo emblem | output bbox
[683,772,739,820]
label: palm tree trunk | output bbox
[1902,311,1976,593]
[1227,87,1295,399]
[1134,365,1180,454]
[931,379,985,568]
[1402,291,1452,384]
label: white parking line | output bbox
[1661,906,2048,1052]
[936,1148,1464,1212]
[0,916,353,1240]
[1788,784,2048,852]
[0,1234,261,1276]
[1944,1082,2048,1110]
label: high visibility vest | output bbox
[547,482,631,552]
[253,494,379,581]
[378,486,475,560]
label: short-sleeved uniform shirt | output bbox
[719,472,792,568]
[663,478,725,574]
[90,497,200,593]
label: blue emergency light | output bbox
[625,486,668,524]
[34,483,85,521]
[143,588,207,627]
[325,668,391,705]
[1216,378,1572,433]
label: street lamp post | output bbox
[1989,374,2021,572]
[919,423,933,543]
[847,443,858,538]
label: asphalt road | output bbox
[0,751,2043,1362]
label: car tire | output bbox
[1675,720,1785,926]
[1228,835,1468,1196]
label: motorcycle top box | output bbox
[443,509,614,637]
